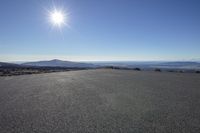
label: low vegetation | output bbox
[1,66,199,76]
[196,70,200,73]
[133,68,141,71]
[155,68,161,72]
[0,67,89,76]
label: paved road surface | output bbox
[0,69,200,133]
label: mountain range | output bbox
[1,59,200,70]
[22,59,96,68]
[0,62,21,67]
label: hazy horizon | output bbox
[1,57,200,64]
[0,55,200,63]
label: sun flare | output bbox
[49,8,68,27]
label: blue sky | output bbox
[0,0,200,61]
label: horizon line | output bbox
[1,59,200,64]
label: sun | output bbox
[49,8,68,27]
[51,10,64,25]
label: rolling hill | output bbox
[0,62,21,67]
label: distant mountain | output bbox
[1,60,200,70]
[22,59,97,68]
[91,61,200,70]
[151,61,200,69]
[0,62,21,67]
[158,61,200,66]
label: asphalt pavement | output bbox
[0,69,200,133]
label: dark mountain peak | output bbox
[51,59,62,62]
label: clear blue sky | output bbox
[0,0,200,61]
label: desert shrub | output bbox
[168,70,175,72]
[134,68,141,71]
[196,71,200,74]
[155,68,161,72]
[105,66,115,69]
[3,69,10,74]
[178,70,184,73]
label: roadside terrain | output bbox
[0,67,89,76]
[0,69,200,133]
